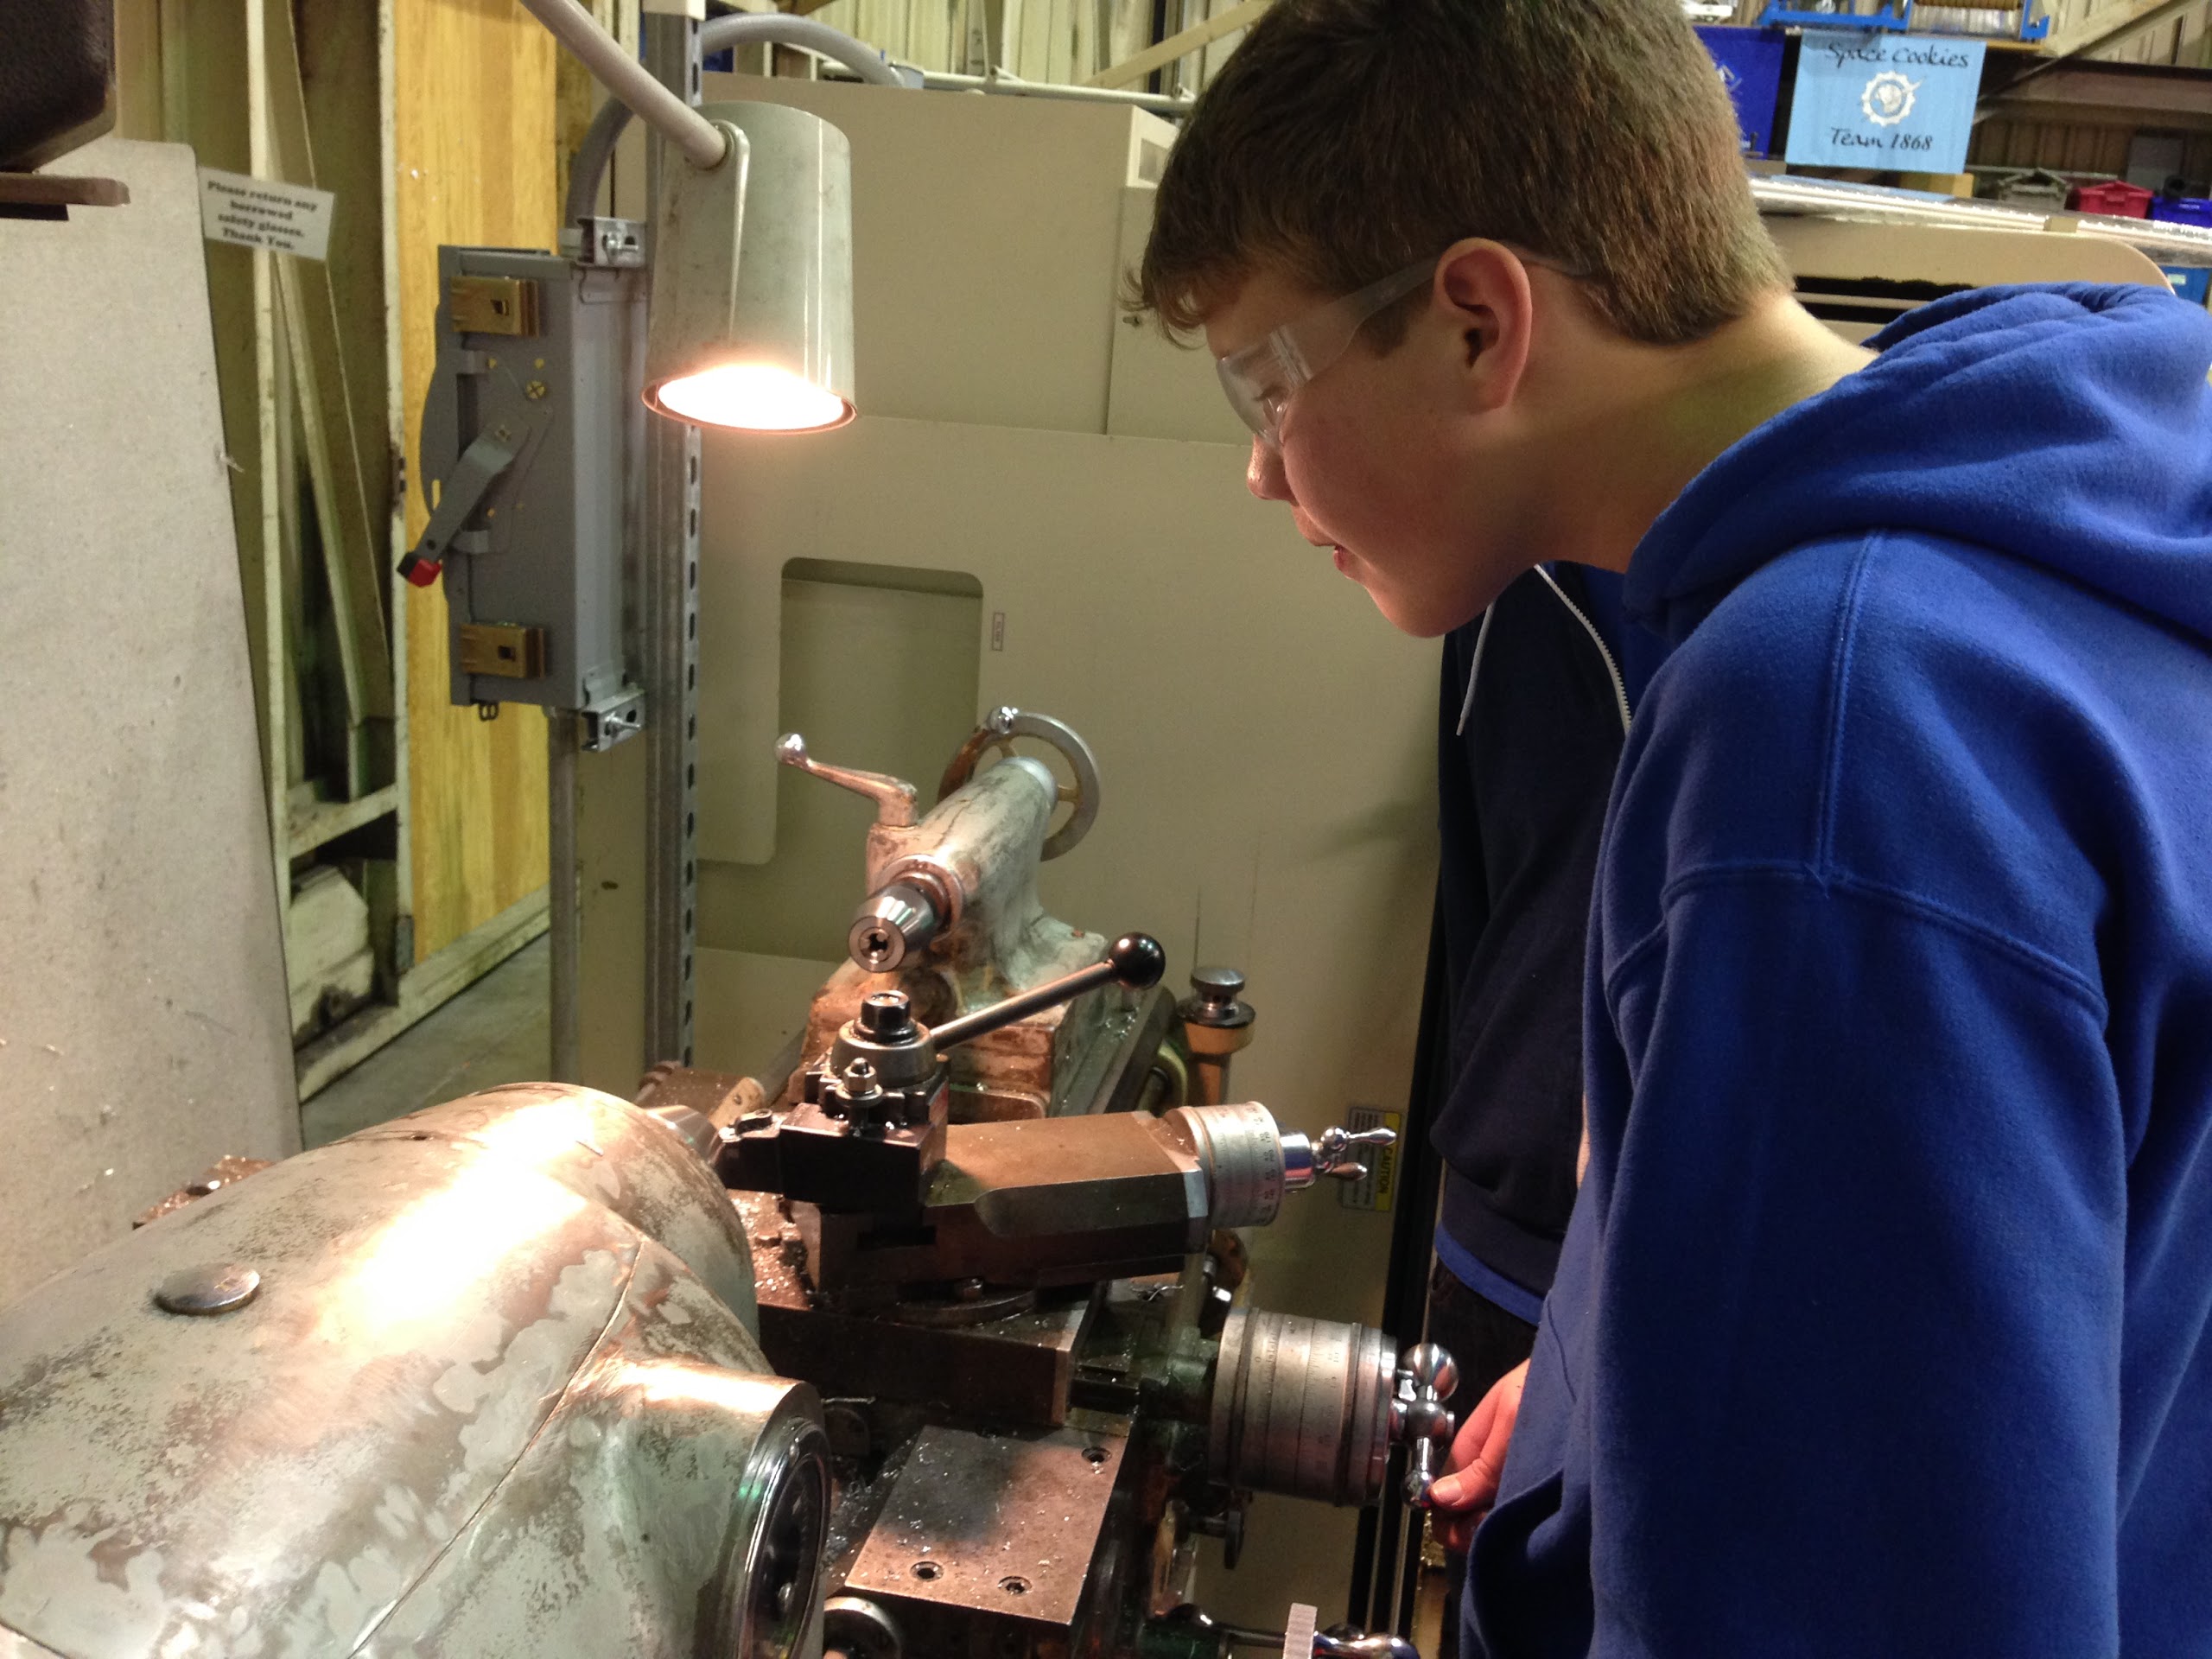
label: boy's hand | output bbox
[1425,1359,1529,1554]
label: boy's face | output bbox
[1202,259,1538,639]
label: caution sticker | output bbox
[1335,1104,1403,1214]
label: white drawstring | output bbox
[1531,565,1632,735]
[1454,568,1633,739]
[1455,603,1498,736]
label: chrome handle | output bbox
[1150,1606,1420,1659]
[1281,1122,1396,1189]
[1393,1341,1459,1507]
[777,732,918,829]
[1314,1633,1420,1659]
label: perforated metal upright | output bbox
[641,11,705,1069]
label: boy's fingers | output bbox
[1427,1446,1506,1512]
[1433,1506,1491,1555]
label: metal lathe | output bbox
[0,711,1453,1659]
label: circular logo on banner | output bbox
[1860,70,1922,128]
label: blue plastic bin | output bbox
[2163,266,2211,308]
[1696,27,1787,158]
[2148,196,2212,230]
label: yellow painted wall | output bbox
[393,0,556,962]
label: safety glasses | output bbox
[1216,249,1589,450]
[1216,259,1434,451]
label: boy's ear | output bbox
[1432,239,1535,413]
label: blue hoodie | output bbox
[1466,284,2212,1657]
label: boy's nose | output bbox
[1247,436,1293,503]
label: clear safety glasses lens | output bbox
[1216,344,1292,444]
[1214,258,1435,449]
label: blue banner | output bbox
[1784,30,1986,173]
[1696,27,1787,158]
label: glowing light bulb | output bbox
[652,363,853,432]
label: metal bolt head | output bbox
[856,991,916,1040]
[1191,966,1246,1004]
[1179,965,1255,1034]
[155,1263,260,1317]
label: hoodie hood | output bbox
[1626,283,2212,647]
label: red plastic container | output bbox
[2068,181,2153,218]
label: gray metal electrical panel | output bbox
[411,234,648,749]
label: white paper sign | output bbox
[197,168,335,261]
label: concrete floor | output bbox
[301,937,552,1148]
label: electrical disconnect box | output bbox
[405,223,649,750]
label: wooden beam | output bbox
[161,0,289,914]
[556,0,638,220]
[111,0,166,139]
[266,0,396,798]
[1084,0,1267,89]
[295,886,550,1101]
[298,0,397,660]
[289,782,402,856]
[1986,60,2212,121]
[378,0,414,967]
[2041,0,2204,60]
[248,0,290,913]
[0,174,129,208]
[157,0,188,143]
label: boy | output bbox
[1135,1,2212,1653]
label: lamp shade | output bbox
[643,100,855,432]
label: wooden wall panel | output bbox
[111,0,165,138]
[1972,117,2133,171]
[1719,0,2212,46]
[556,2,637,222]
[2048,0,2212,59]
[393,0,555,963]
[300,1,391,589]
[802,0,2211,78]
[810,0,1151,79]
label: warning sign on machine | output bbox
[1336,1104,1403,1214]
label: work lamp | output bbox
[516,0,859,432]
[642,100,856,432]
